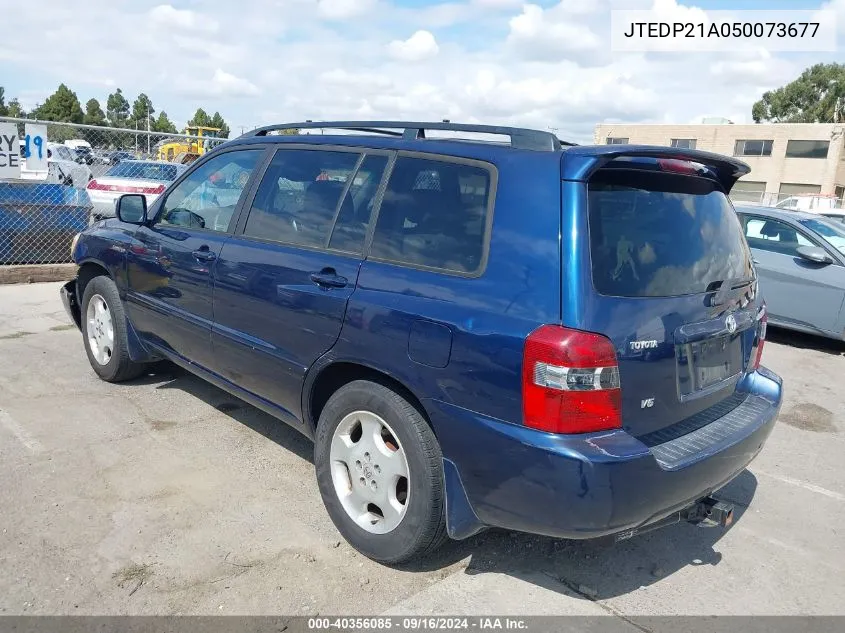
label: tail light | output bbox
[87,180,165,195]
[749,304,768,371]
[656,158,703,175]
[522,325,622,434]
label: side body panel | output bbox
[324,151,561,429]
[212,239,363,422]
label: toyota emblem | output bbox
[725,314,737,334]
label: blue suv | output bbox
[61,121,782,563]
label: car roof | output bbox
[733,205,824,223]
[220,120,750,190]
[221,131,558,163]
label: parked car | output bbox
[735,205,845,341]
[775,194,842,212]
[20,142,92,189]
[65,139,94,165]
[87,160,187,221]
[98,150,136,166]
[60,121,782,564]
[73,146,95,165]
[804,208,845,225]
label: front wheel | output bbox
[80,275,146,382]
[315,380,447,564]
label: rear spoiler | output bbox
[561,145,751,193]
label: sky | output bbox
[0,0,843,143]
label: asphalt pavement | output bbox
[0,282,843,616]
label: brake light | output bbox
[522,325,622,434]
[86,180,165,195]
[749,305,768,371]
[657,158,700,175]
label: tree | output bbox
[132,93,155,129]
[153,111,177,133]
[7,98,25,119]
[188,107,211,127]
[752,63,845,123]
[83,98,107,126]
[209,111,230,138]
[0,87,7,116]
[33,84,84,123]
[106,88,130,127]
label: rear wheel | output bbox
[315,380,447,564]
[81,275,146,382]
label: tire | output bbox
[80,275,146,382]
[315,380,448,564]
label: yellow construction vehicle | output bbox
[158,126,222,164]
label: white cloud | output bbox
[149,4,219,33]
[506,4,603,63]
[820,0,845,33]
[471,0,523,8]
[320,69,393,90]
[0,0,839,139]
[317,0,377,20]
[210,69,260,97]
[388,30,440,62]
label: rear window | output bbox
[106,162,180,182]
[588,170,754,297]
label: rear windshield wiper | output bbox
[706,276,755,305]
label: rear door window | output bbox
[588,170,753,297]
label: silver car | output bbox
[735,205,845,342]
[87,160,186,221]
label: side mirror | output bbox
[795,245,833,265]
[116,194,147,224]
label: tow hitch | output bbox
[613,496,735,542]
[682,496,735,528]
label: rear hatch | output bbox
[570,152,762,439]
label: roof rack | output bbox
[243,120,575,151]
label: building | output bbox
[593,121,845,206]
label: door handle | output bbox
[192,247,216,262]
[310,269,348,289]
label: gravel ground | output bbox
[0,282,843,617]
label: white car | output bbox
[20,142,93,189]
[87,160,187,220]
[775,194,842,212]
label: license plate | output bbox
[678,334,742,396]
[697,363,731,389]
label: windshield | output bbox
[588,170,754,297]
[821,213,845,225]
[106,162,180,182]
[799,218,845,255]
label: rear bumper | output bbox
[60,279,81,330]
[89,193,118,219]
[429,367,782,540]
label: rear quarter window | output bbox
[588,170,753,297]
[369,155,494,275]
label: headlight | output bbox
[70,233,80,258]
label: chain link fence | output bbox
[3,116,841,267]
[0,116,227,266]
